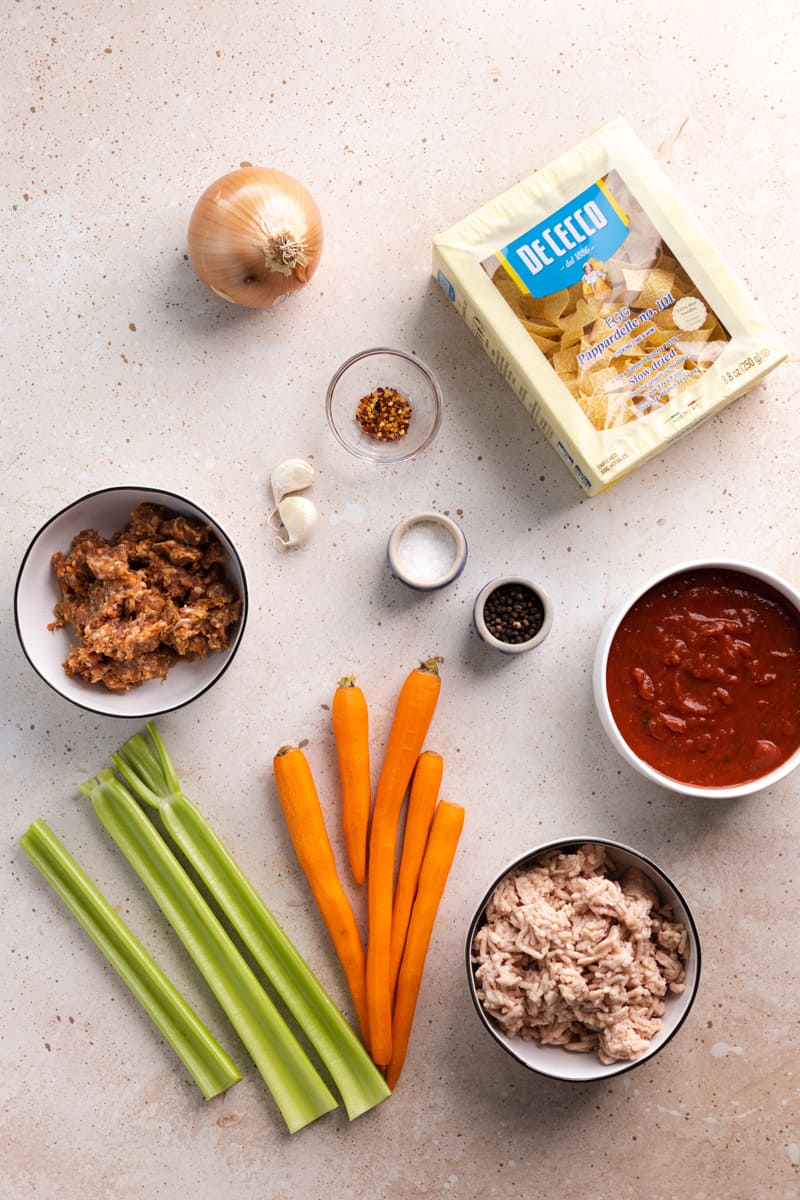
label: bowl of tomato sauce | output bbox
[593,560,800,798]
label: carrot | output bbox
[385,799,464,1090]
[332,676,371,886]
[388,750,443,998]
[273,744,369,1042]
[366,656,443,1066]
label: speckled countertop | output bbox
[2,2,799,1197]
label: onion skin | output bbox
[187,167,323,309]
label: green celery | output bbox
[112,723,391,1119]
[19,819,242,1101]
[79,770,337,1134]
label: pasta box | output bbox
[432,117,787,497]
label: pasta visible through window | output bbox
[485,172,730,432]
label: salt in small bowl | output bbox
[387,512,468,592]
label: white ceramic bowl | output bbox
[593,559,800,799]
[325,347,443,463]
[473,576,553,653]
[466,836,701,1082]
[14,486,248,719]
[386,512,468,591]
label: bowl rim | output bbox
[464,835,702,1082]
[325,346,443,463]
[473,575,553,653]
[14,484,249,720]
[593,557,800,799]
[386,511,468,590]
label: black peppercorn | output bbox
[482,582,545,645]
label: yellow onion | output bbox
[187,167,323,308]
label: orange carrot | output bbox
[332,676,371,886]
[273,744,369,1042]
[388,750,443,997]
[385,799,464,1090]
[366,656,443,1066]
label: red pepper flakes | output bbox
[355,386,412,442]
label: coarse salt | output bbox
[394,521,458,584]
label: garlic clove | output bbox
[274,495,318,548]
[270,458,315,508]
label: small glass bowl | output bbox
[473,576,553,654]
[325,347,443,463]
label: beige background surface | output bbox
[2,2,798,1197]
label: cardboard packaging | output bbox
[432,118,787,496]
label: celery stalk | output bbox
[79,770,338,1133]
[19,819,242,1101]
[112,723,391,1119]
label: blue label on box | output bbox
[496,180,629,298]
[437,269,456,302]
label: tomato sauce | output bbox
[606,568,800,787]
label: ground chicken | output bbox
[472,843,689,1065]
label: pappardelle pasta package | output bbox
[432,117,787,496]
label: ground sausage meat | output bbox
[472,843,688,1064]
[49,503,243,692]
